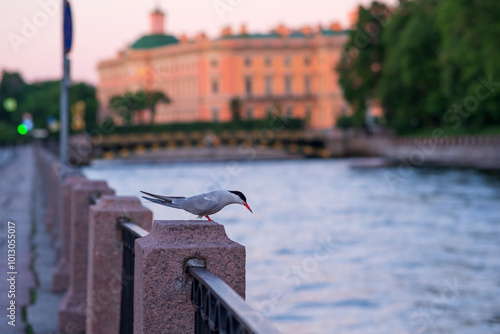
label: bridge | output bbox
[68,130,334,165]
[65,130,500,168]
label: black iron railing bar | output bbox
[121,221,148,238]
[119,220,148,334]
[188,266,280,334]
[89,191,100,205]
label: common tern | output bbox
[140,190,253,221]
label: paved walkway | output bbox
[0,146,61,334]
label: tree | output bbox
[21,80,60,130]
[337,2,390,127]
[109,92,146,125]
[0,71,99,142]
[0,71,27,122]
[436,0,500,128]
[110,90,170,125]
[144,90,170,124]
[338,0,500,134]
[20,80,98,133]
[377,0,447,133]
[69,82,98,131]
[110,95,129,125]
[229,97,242,121]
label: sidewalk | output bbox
[0,146,62,334]
[0,146,36,333]
[26,157,63,334]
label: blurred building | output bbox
[97,8,350,129]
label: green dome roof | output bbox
[130,34,179,50]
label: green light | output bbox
[3,98,17,112]
[17,124,28,135]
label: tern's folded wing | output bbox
[181,193,219,215]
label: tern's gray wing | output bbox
[140,191,185,209]
[180,193,220,216]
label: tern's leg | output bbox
[206,216,213,221]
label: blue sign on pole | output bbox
[63,0,72,54]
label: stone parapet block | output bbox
[52,175,86,293]
[134,220,245,334]
[44,163,59,233]
[58,180,114,334]
[86,195,152,334]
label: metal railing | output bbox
[188,266,280,334]
[93,130,329,160]
[119,221,149,334]
[89,191,101,205]
[117,222,280,333]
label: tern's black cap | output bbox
[229,191,247,203]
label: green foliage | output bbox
[0,122,18,142]
[19,80,98,134]
[105,118,305,135]
[377,0,447,133]
[337,2,389,127]
[70,83,98,130]
[109,90,171,125]
[336,115,353,129]
[0,70,99,143]
[436,0,500,128]
[110,93,143,125]
[337,0,500,134]
[0,71,27,124]
[21,80,60,130]
[145,90,170,124]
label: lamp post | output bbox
[60,0,72,165]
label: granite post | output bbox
[52,175,86,292]
[44,162,59,232]
[134,220,246,334]
[86,196,152,334]
[58,181,115,334]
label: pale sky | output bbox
[0,0,394,84]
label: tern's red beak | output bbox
[243,202,253,213]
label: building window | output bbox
[212,107,219,122]
[265,56,272,67]
[284,55,291,67]
[304,56,311,66]
[212,79,218,94]
[304,76,311,94]
[285,75,292,95]
[286,106,293,118]
[211,59,218,67]
[246,107,253,120]
[265,76,273,95]
[244,56,252,67]
[245,76,253,95]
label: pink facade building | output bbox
[97,8,350,129]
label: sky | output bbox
[0,0,394,85]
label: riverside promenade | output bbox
[0,146,61,333]
[1,145,277,334]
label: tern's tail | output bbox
[140,191,184,209]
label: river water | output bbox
[83,159,500,334]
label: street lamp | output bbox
[60,0,72,165]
